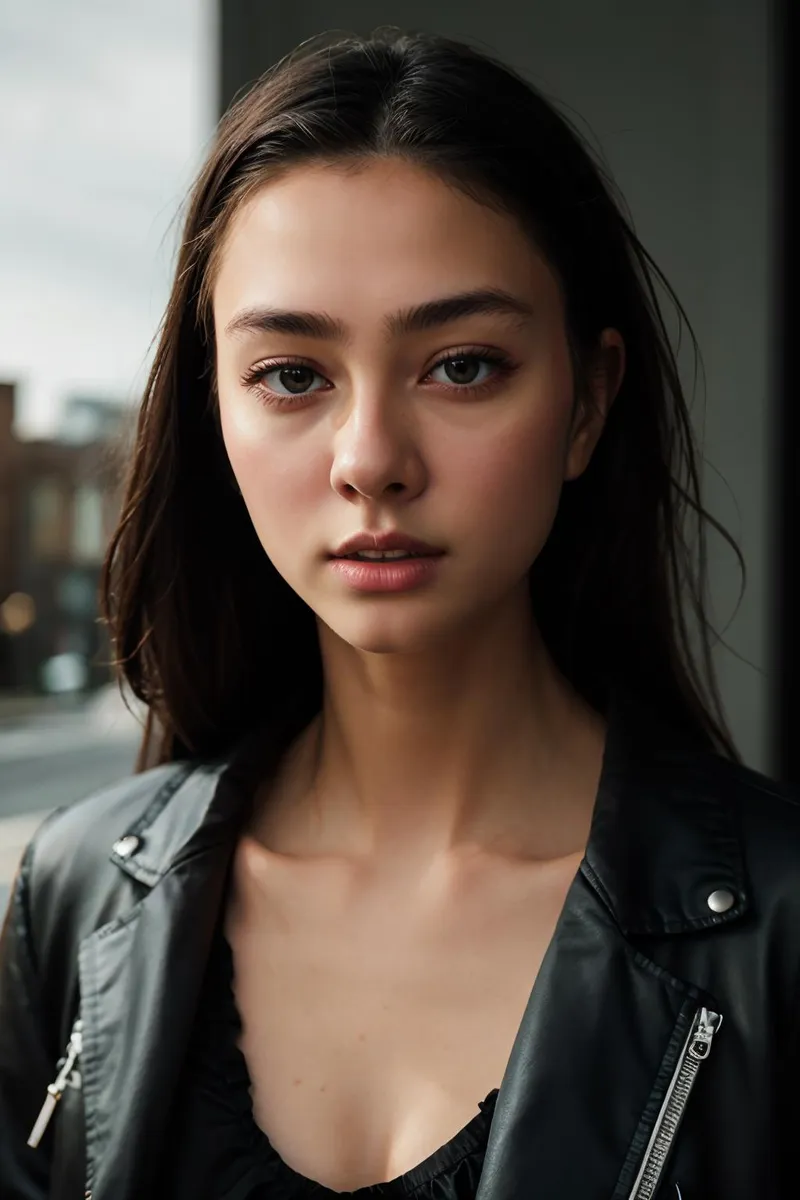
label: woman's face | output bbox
[213,157,621,653]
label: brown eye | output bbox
[440,357,483,385]
[427,351,515,393]
[269,365,320,395]
[240,359,329,406]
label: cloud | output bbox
[0,0,215,435]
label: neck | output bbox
[255,588,606,865]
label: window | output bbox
[72,485,105,562]
[29,478,63,558]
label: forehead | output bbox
[212,158,554,323]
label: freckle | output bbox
[358,1032,366,1041]
[319,1084,327,1092]
[293,1078,302,1086]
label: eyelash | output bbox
[239,347,519,409]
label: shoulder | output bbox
[700,750,800,833]
[18,720,277,948]
[27,761,193,887]
[694,751,800,905]
[19,761,197,955]
[8,745,248,1014]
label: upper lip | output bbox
[331,531,444,557]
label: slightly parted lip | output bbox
[330,531,445,557]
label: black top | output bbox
[163,925,498,1198]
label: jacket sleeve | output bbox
[0,834,59,1199]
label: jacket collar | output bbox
[582,691,749,935]
[107,711,297,885]
[108,693,751,938]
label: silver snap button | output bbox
[113,835,140,859]
[707,888,735,914]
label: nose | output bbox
[329,387,427,504]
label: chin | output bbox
[322,605,456,656]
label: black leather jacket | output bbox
[1,698,800,1200]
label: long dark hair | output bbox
[101,26,742,768]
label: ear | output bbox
[564,328,625,481]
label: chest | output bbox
[224,836,580,1191]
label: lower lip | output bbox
[328,554,444,592]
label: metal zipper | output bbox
[27,1017,83,1149]
[627,1006,722,1200]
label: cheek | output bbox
[218,398,324,537]
[440,400,571,561]
[455,334,576,543]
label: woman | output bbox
[0,26,797,1200]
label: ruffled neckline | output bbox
[187,924,499,1197]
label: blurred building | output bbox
[0,381,128,694]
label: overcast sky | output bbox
[0,0,216,436]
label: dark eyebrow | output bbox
[223,288,535,342]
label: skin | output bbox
[212,156,625,1190]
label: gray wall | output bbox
[221,0,776,769]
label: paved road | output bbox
[0,708,140,920]
[0,739,137,819]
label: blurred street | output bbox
[0,687,140,918]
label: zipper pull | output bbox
[688,1006,722,1061]
[27,1019,83,1149]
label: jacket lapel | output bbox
[477,695,751,1199]
[75,724,281,1200]
[78,845,228,1198]
[74,715,297,1195]
[475,870,705,1200]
